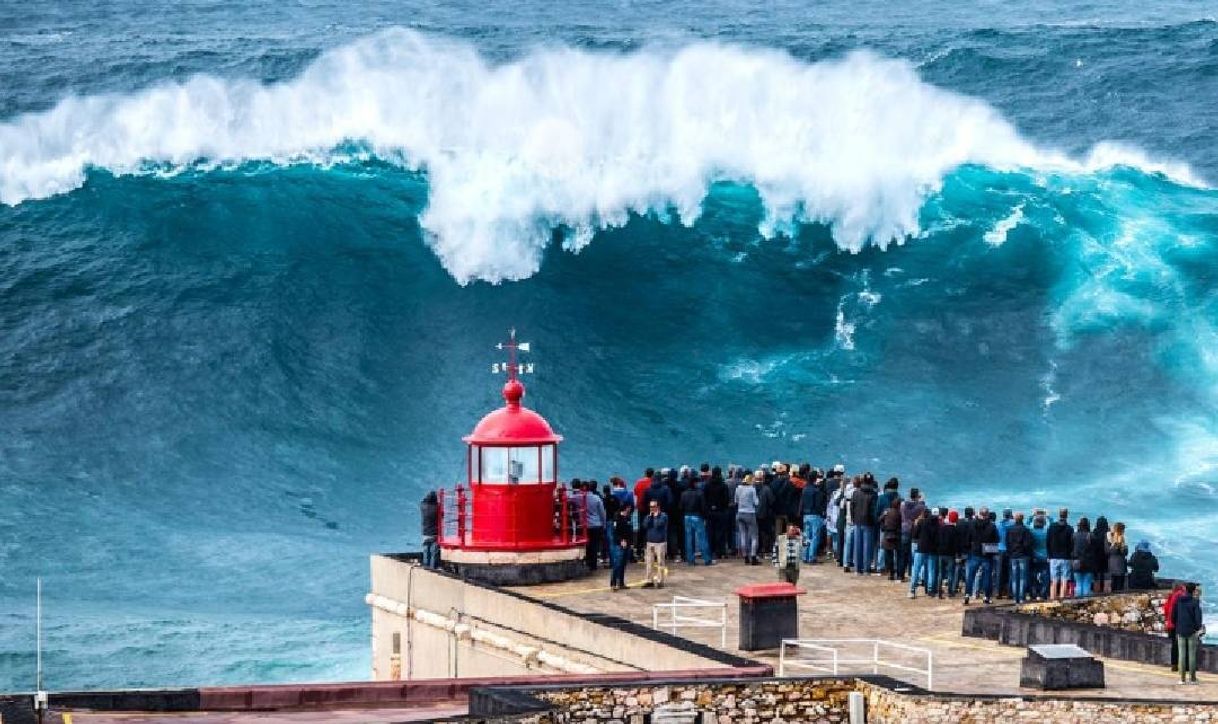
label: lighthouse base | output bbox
[440,546,587,586]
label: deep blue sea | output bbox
[1,0,1216,691]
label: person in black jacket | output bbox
[1127,540,1160,590]
[879,499,902,580]
[850,477,879,576]
[1090,516,1111,593]
[964,507,999,605]
[1004,513,1035,604]
[420,491,441,569]
[704,466,732,559]
[1072,517,1094,596]
[1172,582,1205,684]
[608,504,634,590]
[680,483,713,565]
[935,510,961,598]
[800,472,829,563]
[908,508,939,598]
[1046,508,1074,600]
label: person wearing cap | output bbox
[899,488,925,582]
[773,524,804,584]
[1127,540,1159,590]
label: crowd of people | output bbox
[419,460,1205,683]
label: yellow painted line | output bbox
[532,579,663,598]
[64,714,74,724]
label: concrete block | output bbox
[1019,644,1105,690]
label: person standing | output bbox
[756,474,777,560]
[841,475,859,572]
[1089,517,1111,593]
[879,499,902,580]
[801,471,829,563]
[1005,513,1034,604]
[1046,508,1074,600]
[1106,521,1129,592]
[774,525,803,584]
[1071,517,1094,597]
[420,491,441,569]
[996,509,1015,599]
[1030,511,1050,601]
[898,488,925,582]
[1128,540,1159,590]
[964,508,999,605]
[1164,583,1186,672]
[705,466,732,559]
[908,508,938,598]
[641,500,668,588]
[735,472,761,565]
[935,510,961,598]
[579,483,607,571]
[873,478,901,574]
[1171,582,1205,684]
[609,504,634,590]
[680,481,713,565]
[850,475,879,576]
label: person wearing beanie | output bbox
[1128,540,1160,590]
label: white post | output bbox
[34,577,48,718]
[872,640,879,675]
[779,642,787,677]
[847,690,866,724]
[926,650,933,691]
[719,604,726,648]
[832,647,839,676]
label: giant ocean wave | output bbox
[0,29,1204,282]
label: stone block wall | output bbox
[1017,593,1167,634]
[456,678,1218,724]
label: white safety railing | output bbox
[652,596,727,648]
[779,638,934,690]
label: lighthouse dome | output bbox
[463,379,562,445]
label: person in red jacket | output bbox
[1164,583,1186,672]
[633,468,655,554]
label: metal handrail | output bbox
[436,484,590,547]
[652,596,728,648]
[779,638,933,690]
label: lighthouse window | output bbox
[479,446,542,484]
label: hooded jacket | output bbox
[900,499,926,535]
[1173,593,1205,638]
[936,521,959,557]
[850,483,879,527]
[420,492,439,539]
[1046,520,1074,559]
[1127,549,1159,589]
[914,515,940,555]
[967,518,999,557]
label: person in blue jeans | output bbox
[963,507,999,604]
[800,473,829,563]
[420,491,441,569]
[1005,513,1034,604]
[608,505,634,590]
[1072,517,1094,596]
[908,508,939,598]
[679,483,713,565]
[850,476,879,575]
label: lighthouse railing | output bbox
[436,483,588,549]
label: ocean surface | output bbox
[1,0,1216,691]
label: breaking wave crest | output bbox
[0,28,1203,282]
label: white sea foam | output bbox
[983,203,1024,246]
[0,29,1204,282]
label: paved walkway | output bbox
[514,556,1216,700]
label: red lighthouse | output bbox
[437,330,588,584]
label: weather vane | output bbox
[492,328,534,380]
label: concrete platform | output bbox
[511,558,1216,701]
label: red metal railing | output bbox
[436,483,589,551]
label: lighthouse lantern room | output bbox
[437,330,588,584]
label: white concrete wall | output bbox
[367,556,725,681]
